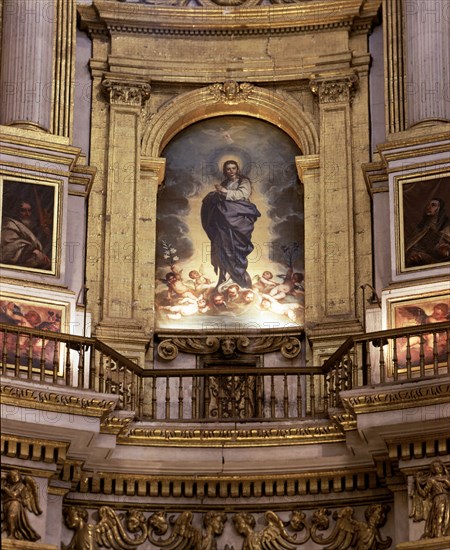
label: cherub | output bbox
[260,295,303,322]
[159,296,210,320]
[269,268,304,301]
[210,293,228,313]
[253,271,277,292]
[188,268,212,292]
[165,264,197,302]
[396,303,450,365]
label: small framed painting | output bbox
[0,175,61,275]
[387,290,450,370]
[0,292,69,376]
[396,170,450,274]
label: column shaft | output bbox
[405,0,450,126]
[0,0,54,129]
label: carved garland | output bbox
[157,335,302,360]
[61,504,392,550]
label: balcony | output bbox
[1,320,449,425]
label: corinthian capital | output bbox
[309,73,359,104]
[102,78,151,106]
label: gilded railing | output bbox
[2,321,449,421]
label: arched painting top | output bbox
[141,83,319,158]
[154,115,306,332]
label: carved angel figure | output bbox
[232,511,298,549]
[62,506,147,550]
[410,460,450,538]
[1,469,42,541]
[148,511,200,549]
[311,504,391,550]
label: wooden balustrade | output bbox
[2,321,449,422]
[323,321,450,386]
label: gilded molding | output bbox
[120,422,344,447]
[100,415,134,436]
[70,467,381,499]
[1,434,68,465]
[102,78,151,107]
[386,436,450,462]
[0,384,117,417]
[330,411,358,433]
[341,381,450,415]
[156,334,302,360]
[208,81,254,104]
[310,73,359,104]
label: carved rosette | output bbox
[309,74,359,104]
[208,81,254,104]
[102,78,151,107]
[157,335,301,360]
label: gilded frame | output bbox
[0,291,69,376]
[0,174,61,276]
[395,169,450,275]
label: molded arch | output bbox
[141,84,319,158]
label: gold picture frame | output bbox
[0,175,61,276]
[0,292,69,376]
[396,170,450,275]
[387,289,450,372]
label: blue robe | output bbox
[201,182,261,289]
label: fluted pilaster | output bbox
[0,0,54,130]
[404,0,450,126]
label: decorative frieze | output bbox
[157,334,302,360]
[61,504,392,550]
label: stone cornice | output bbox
[78,0,375,37]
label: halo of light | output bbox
[217,153,243,174]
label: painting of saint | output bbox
[155,116,304,330]
[399,173,450,272]
[0,178,58,274]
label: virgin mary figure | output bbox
[201,159,261,289]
